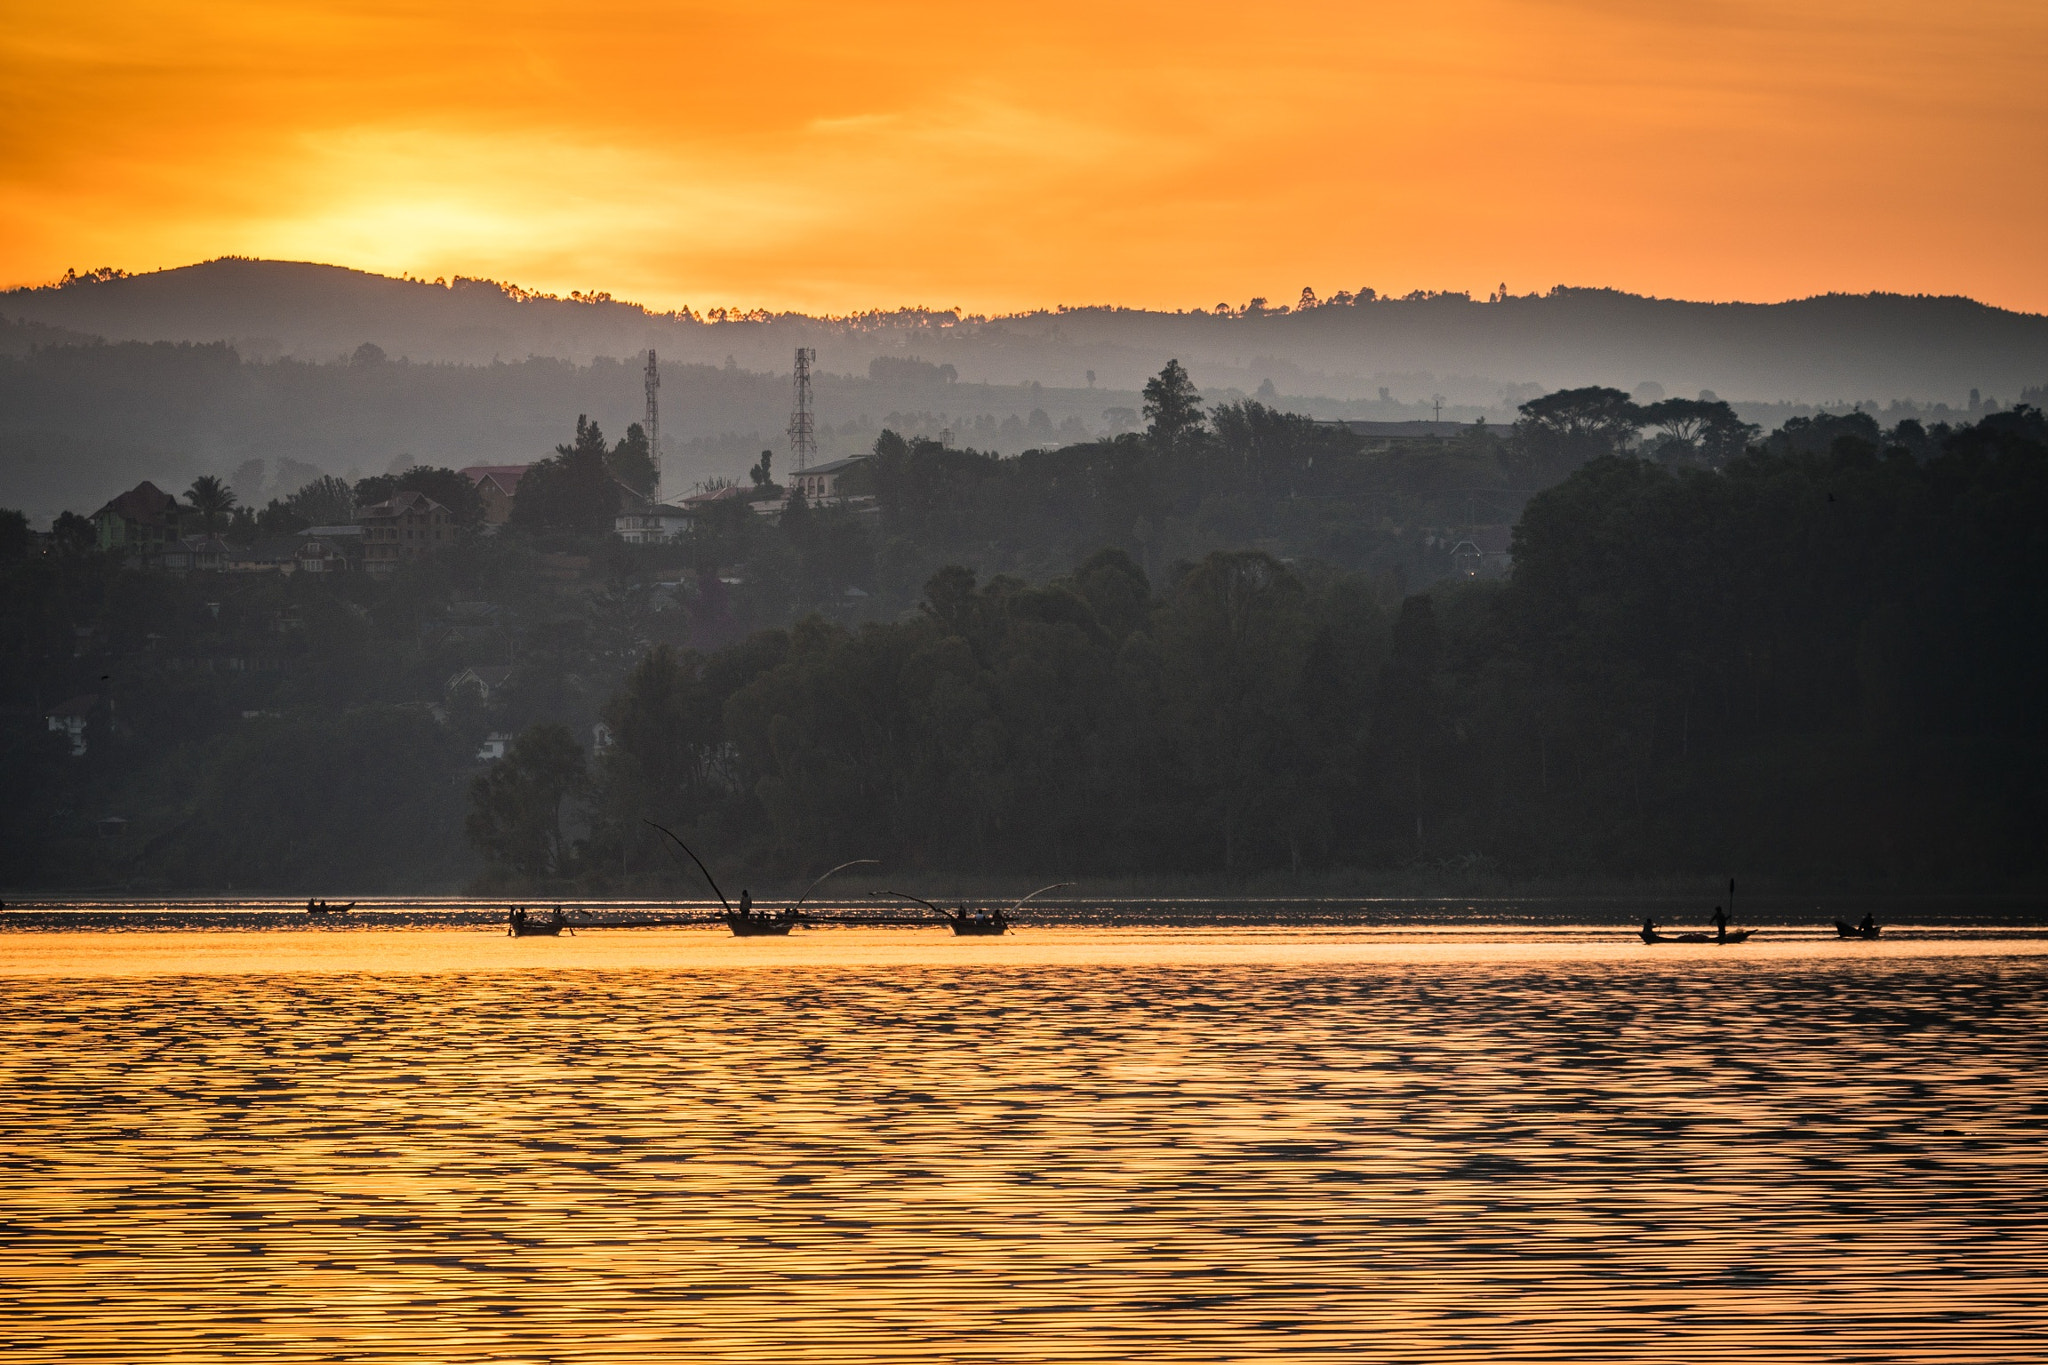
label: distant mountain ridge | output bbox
[7,258,2046,406]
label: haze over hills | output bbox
[3,258,2045,522]
[11,259,2048,402]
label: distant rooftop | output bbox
[800,454,869,476]
[1322,420,1502,439]
[460,464,531,490]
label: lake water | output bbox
[5,911,2046,1361]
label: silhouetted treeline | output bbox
[528,406,2046,883]
[4,401,2042,890]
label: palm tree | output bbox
[186,475,236,535]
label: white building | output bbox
[614,494,693,544]
[788,454,869,506]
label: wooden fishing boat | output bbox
[949,913,1009,936]
[1835,921,1881,939]
[645,824,878,938]
[1640,928,1753,944]
[723,912,796,937]
[510,919,564,937]
[873,882,1069,937]
[306,900,356,916]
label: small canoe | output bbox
[725,915,796,937]
[1835,922,1881,940]
[950,917,1008,936]
[510,919,564,937]
[507,908,569,937]
[1641,929,1752,944]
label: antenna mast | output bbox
[788,346,816,472]
[644,349,661,501]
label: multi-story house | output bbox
[357,491,451,576]
[787,454,870,506]
[613,490,693,543]
[90,482,183,557]
[297,526,364,574]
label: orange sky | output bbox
[2,1,2044,314]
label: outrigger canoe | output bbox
[1835,921,1881,939]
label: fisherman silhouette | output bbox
[1711,904,1730,941]
[1859,910,1877,934]
[737,890,752,917]
[1642,916,1657,937]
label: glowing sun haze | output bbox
[3,1,2043,313]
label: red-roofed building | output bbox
[459,465,531,524]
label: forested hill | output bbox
[6,407,2042,891]
[7,259,2045,404]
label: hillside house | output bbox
[228,536,303,573]
[1448,525,1515,579]
[358,491,451,576]
[459,465,529,524]
[90,482,183,556]
[447,665,515,706]
[159,535,230,572]
[788,454,868,506]
[614,491,693,544]
[297,526,363,573]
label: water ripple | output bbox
[3,940,2046,1361]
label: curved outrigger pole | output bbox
[878,889,946,917]
[1009,883,1072,913]
[793,859,881,911]
[644,820,729,911]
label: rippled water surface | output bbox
[6,923,2046,1362]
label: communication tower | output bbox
[644,349,661,500]
[788,346,817,471]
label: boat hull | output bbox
[950,920,1008,936]
[726,918,795,937]
[1641,929,1752,944]
[1835,922,1882,939]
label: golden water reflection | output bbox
[6,930,2046,1361]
